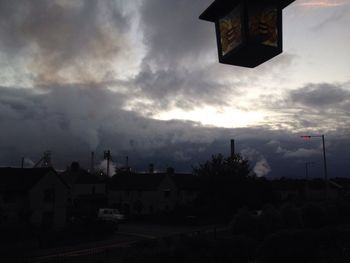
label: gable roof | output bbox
[0,167,58,192]
[109,173,167,191]
[60,168,106,185]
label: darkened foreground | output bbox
[2,152,350,262]
[2,200,350,263]
[117,226,350,263]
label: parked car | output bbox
[97,208,126,223]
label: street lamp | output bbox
[199,0,295,67]
[300,135,329,200]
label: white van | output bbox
[97,208,125,222]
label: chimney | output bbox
[90,151,95,173]
[230,139,235,158]
[149,163,154,174]
[104,150,111,177]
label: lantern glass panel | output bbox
[218,5,242,56]
[248,5,278,47]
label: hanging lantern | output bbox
[199,0,295,67]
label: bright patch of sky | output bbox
[153,106,268,128]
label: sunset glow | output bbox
[299,0,347,7]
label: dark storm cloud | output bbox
[258,81,350,132]
[0,84,224,170]
[1,1,349,179]
[140,0,214,69]
[131,66,232,112]
[133,0,297,113]
[129,0,236,112]
[0,0,130,83]
[289,83,350,108]
[288,82,350,130]
[1,84,349,178]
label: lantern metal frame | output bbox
[200,0,295,67]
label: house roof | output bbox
[61,170,100,184]
[109,174,167,191]
[272,178,344,191]
[0,167,59,192]
[60,167,106,185]
[75,173,105,184]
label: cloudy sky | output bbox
[0,0,349,178]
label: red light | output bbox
[301,135,311,139]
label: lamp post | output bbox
[300,135,329,200]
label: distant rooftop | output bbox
[0,167,56,192]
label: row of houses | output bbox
[1,163,349,229]
[0,168,68,229]
[0,163,198,229]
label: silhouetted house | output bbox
[305,179,343,201]
[331,177,350,197]
[171,173,199,205]
[273,178,343,202]
[108,173,178,216]
[60,162,107,218]
[272,178,304,202]
[0,167,69,229]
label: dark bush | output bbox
[213,235,258,263]
[257,227,350,263]
[260,204,283,236]
[229,208,261,239]
[280,202,303,229]
[301,203,327,228]
[257,229,317,263]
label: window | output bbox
[43,189,55,203]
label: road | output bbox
[33,223,225,262]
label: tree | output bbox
[194,153,250,179]
[193,154,252,216]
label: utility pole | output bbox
[321,135,329,200]
[301,135,329,200]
